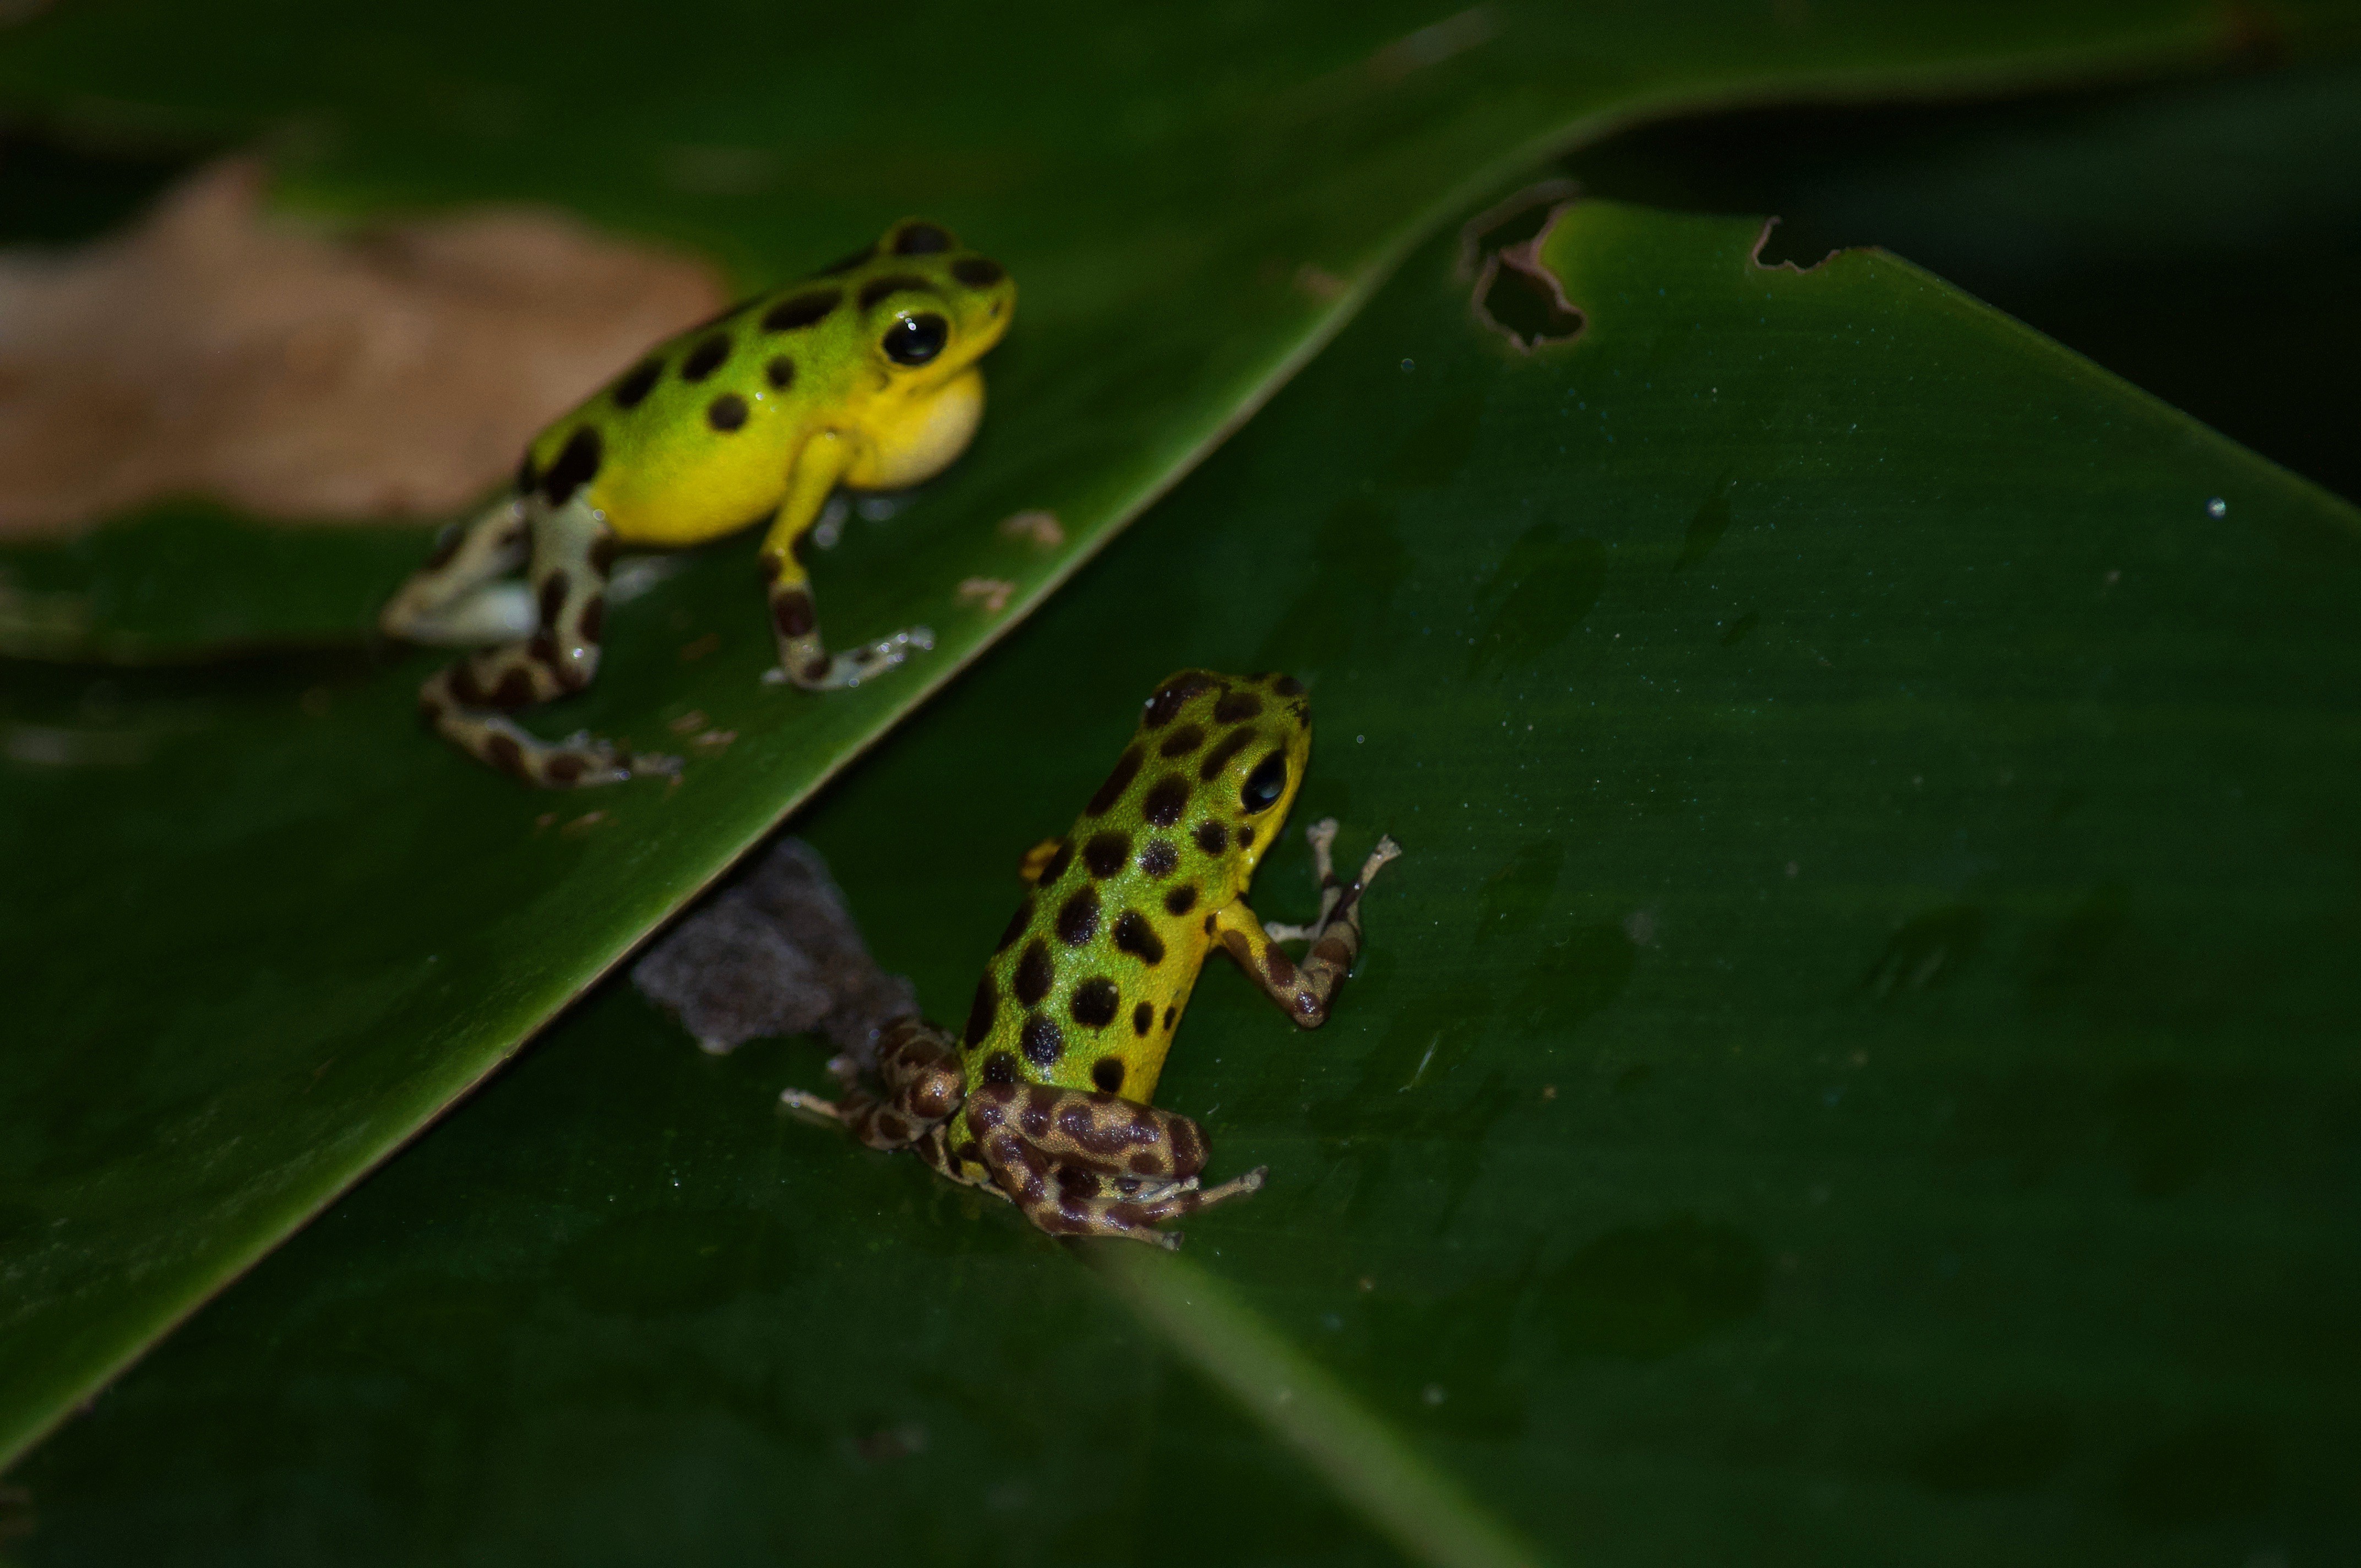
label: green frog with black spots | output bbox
[785,669,1401,1248]
[379,217,1014,786]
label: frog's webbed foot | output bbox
[565,732,680,778]
[418,677,663,788]
[966,1082,1264,1248]
[761,624,935,692]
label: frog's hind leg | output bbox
[781,1016,966,1151]
[416,497,672,787]
[966,1082,1266,1249]
[380,493,535,646]
[1216,819,1402,1027]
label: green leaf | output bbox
[0,504,434,662]
[17,186,2358,1561]
[8,0,2314,1472]
[0,0,2335,661]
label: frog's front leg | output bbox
[1258,817,1350,943]
[417,496,672,787]
[1212,820,1401,1026]
[380,493,532,646]
[755,432,933,693]
[781,1016,965,1150]
[966,1083,1266,1249]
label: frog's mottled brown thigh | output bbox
[966,1082,1266,1249]
[781,1016,966,1151]
[912,1122,1008,1197]
[1214,822,1401,1026]
[379,494,531,646]
[413,497,673,787]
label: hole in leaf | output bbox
[1477,262,1582,351]
[1749,214,1847,273]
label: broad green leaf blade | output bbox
[10,990,1428,1568]
[1089,1249,1539,1568]
[0,0,2336,660]
[20,195,2359,1561]
[7,2,2320,1472]
[0,505,433,662]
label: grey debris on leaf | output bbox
[632,837,916,1069]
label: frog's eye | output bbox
[1241,753,1287,813]
[883,312,948,366]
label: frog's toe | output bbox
[768,626,935,692]
[549,756,632,788]
[1115,1174,1200,1206]
[427,703,637,789]
[1200,1166,1267,1207]
[779,1087,847,1121]
[547,730,662,787]
[1305,816,1340,854]
[841,625,933,680]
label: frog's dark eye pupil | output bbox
[883,312,948,366]
[1241,754,1287,812]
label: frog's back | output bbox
[958,671,1312,1106]
[520,221,1014,546]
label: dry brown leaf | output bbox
[0,157,728,538]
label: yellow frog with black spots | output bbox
[379,218,1015,786]
[785,671,1402,1248]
